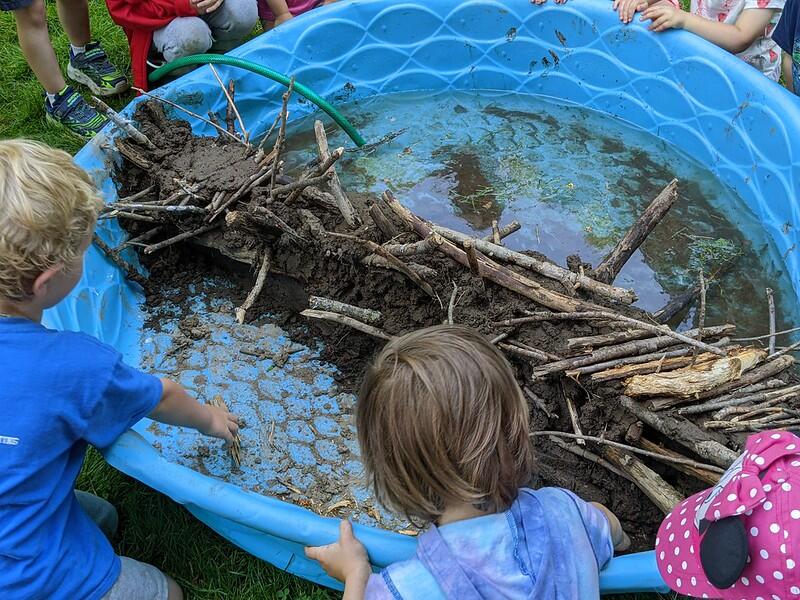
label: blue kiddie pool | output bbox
[47,0,800,594]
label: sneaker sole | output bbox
[67,64,130,97]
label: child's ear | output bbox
[31,265,64,299]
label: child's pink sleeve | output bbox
[742,0,784,10]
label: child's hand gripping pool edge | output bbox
[305,520,371,600]
[151,378,240,443]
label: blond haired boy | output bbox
[0,139,238,600]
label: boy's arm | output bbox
[590,502,632,552]
[149,378,239,442]
[266,0,293,23]
[642,5,777,53]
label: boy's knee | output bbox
[154,17,213,63]
[13,0,47,30]
[209,0,258,40]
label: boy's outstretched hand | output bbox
[150,379,239,443]
[306,520,370,599]
[199,404,239,443]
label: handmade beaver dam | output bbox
[99,84,800,549]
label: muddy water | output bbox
[284,90,799,340]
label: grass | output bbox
[1,3,676,599]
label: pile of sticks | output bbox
[102,78,799,519]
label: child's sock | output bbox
[46,86,69,106]
[70,44,86,56]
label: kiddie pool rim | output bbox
[53,0,800,592]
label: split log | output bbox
[361,255,437,278]
[433,225,637,305]
[384,193,610,313]
[115,138,152,170]
[636,438,720,486]
[301,309,393,341]
[586,351,719,382]
[481,220,521,243]
[593,179,678,284]
[678,379,787,415]
[624,347,766,398]
[711,385,800,420]
[647,354,795,411]
[308,296,382,325]
[620,396,738,467]
[603,446,684,514]
[533,325,733,379]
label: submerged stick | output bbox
[235,249,271,324]
[434,225,637,305]
[308,296,382,325]
[767,287,777,355]
[593,179,678,284]
[301,309,393,341]
[315,120,359,227]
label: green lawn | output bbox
[0,3,675,599]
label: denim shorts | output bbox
[0,0,35,11]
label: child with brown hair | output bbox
[305,325,630,599]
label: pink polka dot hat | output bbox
[656,430,800,599]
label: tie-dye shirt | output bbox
[365,487,614,599]
[692,0,785,80]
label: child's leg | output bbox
[101,556,183,600]
[152,17,214,63]
[12,0,66,94]
[202,0,259,52]
[55,0,89,48]
[75,490,119,540]
[783,51,795,93]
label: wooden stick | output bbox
[90,96,155,149]
[257,111,282,153]
[209,66,248,142]
[447,283,457,325]
[271,173,332,197]
[383,237,438,257]
[208,395,240,467]
[329,232,435,297]
[301,309,393,341]
[117,185,156,204]
[602,447,684,514]
[482,220,521,243]
[463,241,484,289]
[491,220,502,245]
[361,255,437,279]
[593,179,678,284]
[369,202,399,240]
[384,194,609,313]
[270,77,294,191]
[209,165,274,222]
[104,203,206,215]
[499,342,552,362]
[712,385,800,420]
[562,384,585,445]
[508,339,562,361]
[586,351,719,382]
[308,296,382,325]
[767,287,777,355]
[693,271,706,362]
[314,120,358,227]
[121,226,163,248]
[568,329,652,351]
[235,249,271,324]
[647,354,795,411]
[132,87,246,146]
[731,326,800,342]
[284,149,344,204]
[678,379,787,415]
[433,225,637,305]
[620,396,738,467]
[768,340,800,360]
[92,234,148,287]
[532,431,724,472]
[547,436,631,481]
[251,207,309,247]
[100,211,160,224]
[524,386,555,419]
[636,438,720,485]
[143,223,221,254]
[533,325,733,379]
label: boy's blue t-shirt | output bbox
[774,0,799,91]
[0,318,162,600]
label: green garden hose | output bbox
[148,54,366,147]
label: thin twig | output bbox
[301,309,393,341]
[117,185,155,204]
[561,383,585,445]
[89,96,155,149]
[547,435,632,482]
[209,66,249,143]
[447,282,457,325]
[235,249,271,324]
[132,87,246,146]
[730,325,800,342]
[531,431,725,473]
[92,234,148,287]
[767,287,777,355]
[693,271,706,363]
[143,223,221,254]
[769,340,800,360]
[270,77,294,191]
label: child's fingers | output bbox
[339,519,355,543]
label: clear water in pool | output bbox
[285,90,800,341]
